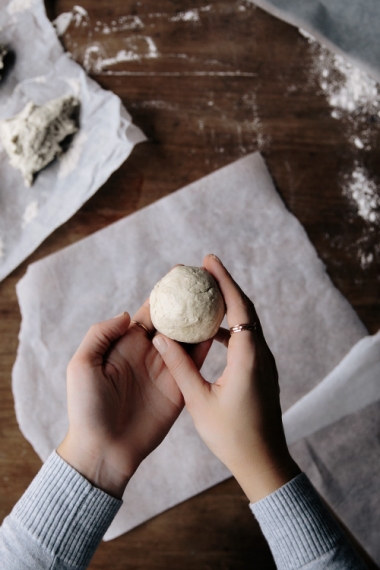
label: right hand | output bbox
[152,254,300,503]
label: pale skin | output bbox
[58,254,300,502]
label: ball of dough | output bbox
[150,266,225,343]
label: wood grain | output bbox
[0,0,379,568]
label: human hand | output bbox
[57,301,211,499]
[152,254,300,503]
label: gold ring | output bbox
[229,323,257,334]
[130,320,154,337]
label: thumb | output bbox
[73,312,131,367]
[153,335,208,405]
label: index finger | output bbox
[203,254,262,362]
[204,255,260,327]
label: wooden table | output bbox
[1,1,379,568]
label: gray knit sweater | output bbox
[0,452,367,569]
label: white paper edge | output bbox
[283,331,380,446]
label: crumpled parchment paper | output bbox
[14,153,377,546]
[0,0,145,281]
[283,331,380,446]
[247,0,380,83]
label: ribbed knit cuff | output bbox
[250,473,344,569]
[12,451,122,569]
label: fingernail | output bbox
[113,311,128,319]
[153,335,168,354]
[208,253,222,265]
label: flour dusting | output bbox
[131,100,178,111]
[171,10,200,22]
[72,5,89,26]
[0,237,4,259]
[359,250,374,269]
[114,15,144,31]
[22,201,38,227]
[343,165,380,224]
[83,36,158,72]
[300,28,380,152]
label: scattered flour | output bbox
[170,10,200,22]
[72,5,89,27]
[83,36,158,72]
[112,15,144,31]
[53,5,90,36]
[359,250,374,270]
[131,100,178,111]
[343,164,380,224]
[353,137,364,149]
[0,237,4,259]
[22,201,38,227]
[241,92,269,151]
[300,28,380,152]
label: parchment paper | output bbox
[0,0,145,281]
[248,0,380,83]
[13,152,373,543]
[283,331,380,446]
[290,399,380,564]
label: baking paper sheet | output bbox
[13,152,372,542]
[248,0,380,83]
[0,0,145,281]
[290,399,380,564]
[283,331,380,446]
[284,331,380,564]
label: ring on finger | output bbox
[229,323,258,334]
[130,320,155,338]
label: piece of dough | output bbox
[0,94,80,186]
[150,265,225,343]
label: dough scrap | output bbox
[0,94,80,186]
[150,265,225,343]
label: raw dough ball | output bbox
[150,266,225,343]
[0,94,80,186]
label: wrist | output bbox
[57,433,132,499]
[228,447,301,504]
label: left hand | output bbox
[57,300,211,499]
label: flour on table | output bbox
[343,164,380,224]
[300,28,380,152]
[83,36,158,73]
[170,10,200,23]
[0,44,7,81]
[0,95,80,186]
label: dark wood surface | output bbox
[1,1,379,568]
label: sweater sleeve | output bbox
[250,473,368,569]
[0,451,122,570]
